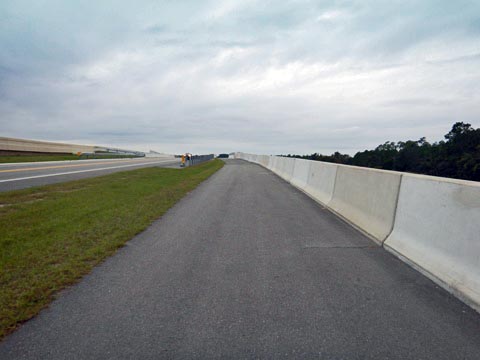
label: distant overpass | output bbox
[0,136,145,156]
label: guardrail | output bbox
[236,152,480,312]
[185,154,214,167]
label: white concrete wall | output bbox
[384,174,480,310]
[277,157,296,182]
[270,156,282,176]
[290,159,311,190]
[267,156,274,170]
[329,166,402,243]
[303,161,338,205]
[260,155,270,168]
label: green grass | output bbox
[0,154,139,163]
[0,159,224,339]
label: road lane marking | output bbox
[0,160,178,183]
[0,159,162,173]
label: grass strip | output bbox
[0,154,138,163]
[0,159,224,339]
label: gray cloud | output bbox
[1,0,480,155]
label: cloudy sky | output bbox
[1,0,480,155]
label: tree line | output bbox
[282,122,480,181]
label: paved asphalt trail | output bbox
[0,157,180,192]
[1,159,479,359]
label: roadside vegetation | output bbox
[283,122,480,181]
[0,154,139,164]
[0,159,224,339]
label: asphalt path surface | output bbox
[0,157,181,192]
[1,159,479,359]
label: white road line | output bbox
[0,160,178,183]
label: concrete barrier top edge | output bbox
[238,153,479,186]
[400,172,480,187]
[241,154,403,175]
[0,136,96,148]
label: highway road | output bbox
[1,159,479,359]
[0,157,181,192]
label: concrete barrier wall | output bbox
[329,166,402,243]
[277,157,296,182]
[384,174,480,309]
[256,154,264,166]
[267,156,274,170]
[303,161,338,205]
[270,156,282,176]
[0,137,95,154]
[290,159,311,190]
[260,155,270,167]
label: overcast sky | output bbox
[1,1,480,155]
